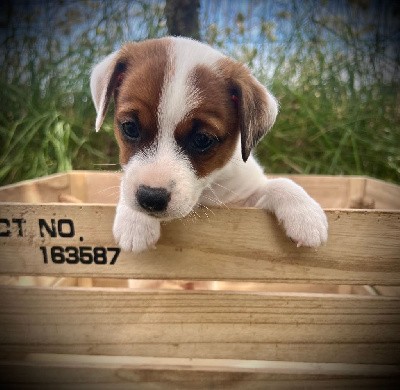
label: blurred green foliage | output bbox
[0,0,399,185]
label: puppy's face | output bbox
[91,37,278,220]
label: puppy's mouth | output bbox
[138,208,170,220]
[136,207,193,221]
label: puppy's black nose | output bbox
[136,185,171,213]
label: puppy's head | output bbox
[91,37,278,219]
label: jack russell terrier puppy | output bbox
[90,37,328,253]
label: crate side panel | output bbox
[67,171,89,203]
[0,287,399,364]
[0,173,72,203]
[67,172,374,208]
[0,355,398,388]
[365,178,400,209]
[272,175,356,208]
[68,171,122,204]
[80,171,121,204]
[3,172,399,209]
[78,172,356,208]
[1,205,399,284]
[0,367,398,390]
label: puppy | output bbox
[90,37,328,253]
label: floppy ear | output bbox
[90,51,125,132]
[230,66,278,162]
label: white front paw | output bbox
[113,204,160,253]
[275,198,328,247]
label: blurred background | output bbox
[0,0,399,186]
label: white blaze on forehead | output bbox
[157,37,224,138]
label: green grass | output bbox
[0,79,119,184]
[0,0,399,186]
[256,72,400,181]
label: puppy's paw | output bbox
[113,204,160,253]
[275,198,328,248]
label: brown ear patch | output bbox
[101,61,126,119]
[217,58,277,162]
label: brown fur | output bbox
[217,58,272,162]
[174,64,240,177]
[109,40,271,174]
[113,39,170,164]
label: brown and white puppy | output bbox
[90,37,328,253]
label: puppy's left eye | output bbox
[120,118,141,141]
[190,132,218,153]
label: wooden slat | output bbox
[275,175,363,208]
[0,204,399,284]
[2,172,400,209]
[69,170,121,205]
[0,354,398,389]
[68,172,373,209]
[0,173,72,203]
[375,286,400,297]
[365,178,400,210]
[0,277,378,295]
[0,287,399,364]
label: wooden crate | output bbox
[0,171,399,389]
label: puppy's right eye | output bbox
[120,118,141,141]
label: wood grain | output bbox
[1,172,399,387]
[2,171,400,210]
[0,172,72,203]
[0,204,399,284]
[0,287,399,365]
[0,353,398,389]
[365,177,400,210]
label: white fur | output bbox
[91,37,328,253]
[113,203,160,253]
[120,144,204,220]
[200,144,328,247]
[116,37,227,252]
[265,92,279,134]
[157,37,224,139]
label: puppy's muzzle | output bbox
[136,185,171,213]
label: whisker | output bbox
[201,194,219,205]
[186,210,197,223]
[174,207,189,226]
[198,203,215,217]
[207,185,230,210]
[193,209,201,219]
[103,191,120,199]
[95,185,121,195]
[210,182,240,197]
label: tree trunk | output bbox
[165,0,200,40]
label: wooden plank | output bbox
[347,177,368,208]
[0,173,72,203]
[0,277,377,294]
[0,287,399,364]
[72,172,360,209]
[0,204,399,284]
[21,353,400,376]
[0,354,398,389]
[2,172,399,210]
[375,286,400,297]
[365,178,400,210]
[67,170,89,203]
[70,170,121,205]
[275,175,359,208]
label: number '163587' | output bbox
[39,246,120,265]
